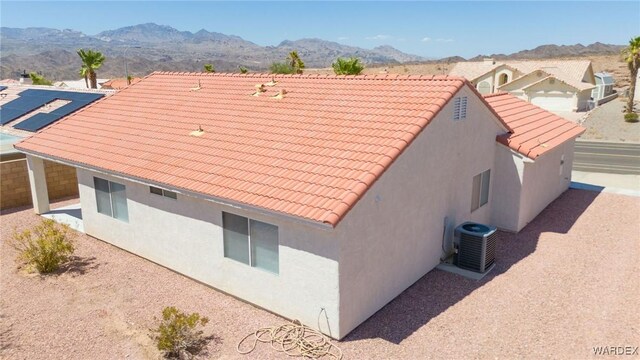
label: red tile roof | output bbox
[484,93,585,159]
[100,77,142,90]
[16,72,484,227]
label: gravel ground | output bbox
[1,190,639,359]
[581,98,640,142]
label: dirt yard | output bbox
[1,189,639,359]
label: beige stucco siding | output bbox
[76,168,341,336]
[491,146,526,231]
[517,140,575,231]
[335,85,506,338]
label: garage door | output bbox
[530,94,573,112]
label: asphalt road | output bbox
[573,140,640,175]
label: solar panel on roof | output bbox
[0,98,48,124]
[13,113,61,132]
[1,88,104,128]
[51,101,89,116]
[0,108,30,125]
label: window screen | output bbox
[223,212,250,265]
[94,177,112,216]
[222,212,279,274]
[471,169,490,211]
[94,177,128,222]
[250,220,279,274]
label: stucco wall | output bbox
[576,89,593,111]
[335,85,506,338]
[76,168,341,336]
[517,140,575,231]
[491,146,525,231]
[1,156,79,210]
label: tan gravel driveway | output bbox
[1,189,638,359]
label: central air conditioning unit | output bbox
[454,222,497,273]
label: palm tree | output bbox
[287,51,305,74]
[79,67,89,88]
[77,49,105,89]
[332,57,365,75]
[622,36,640,114]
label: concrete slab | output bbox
[42,203,84,233]
[435,262,496,281]
[571,170,640,197]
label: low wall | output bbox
[0,156,78,210]
[597,92,618,106]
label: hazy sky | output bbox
[2,1,638,58]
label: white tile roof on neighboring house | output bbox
[450,60,595,91]
[54,79,110,90]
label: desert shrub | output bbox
[152,307,210,359]
[624,112,639,122]
[270,62,296,74]
[12,219,75,273]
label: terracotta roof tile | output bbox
[485,93,585,159]
[16,72,471,227]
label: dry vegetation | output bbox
[307,54,629,88]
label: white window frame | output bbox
[471,169,491,212]
[222,212,279,274]
[94,177,128,222]
[453,96,468,121]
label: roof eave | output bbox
[14,146,336,231]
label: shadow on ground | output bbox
[53,256,100,276]
[343,189,599,344]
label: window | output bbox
[453,96,467,120]
[94,177,129,221]
[150,186,177,199]
[471,170,491,212]
[498,73,509,86]
[223,212,279,274]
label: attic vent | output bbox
[453,96,467,121]
[536,71,543,77]
[252,84,266,96]
[549,78,556,84]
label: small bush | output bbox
[152,307,210,359]
[12,219,75,273]
[624,112,639,122]
[270,62,296,74]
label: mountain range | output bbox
[0,23,625,81]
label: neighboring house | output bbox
[450,59,596,112]
[15,73,584,339]
[0,83,111,209]
[592,72,617,105]
[100,77,142,90]
[54,79,110,90]
[484,93,585,231]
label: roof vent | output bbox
[252,84,266,96]
[189,125,204,137]
[190,80,202,92]
[272,89,287,99]
[454,222,497,273]
[265,78,278,87]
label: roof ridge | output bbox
[148,71,467,81]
